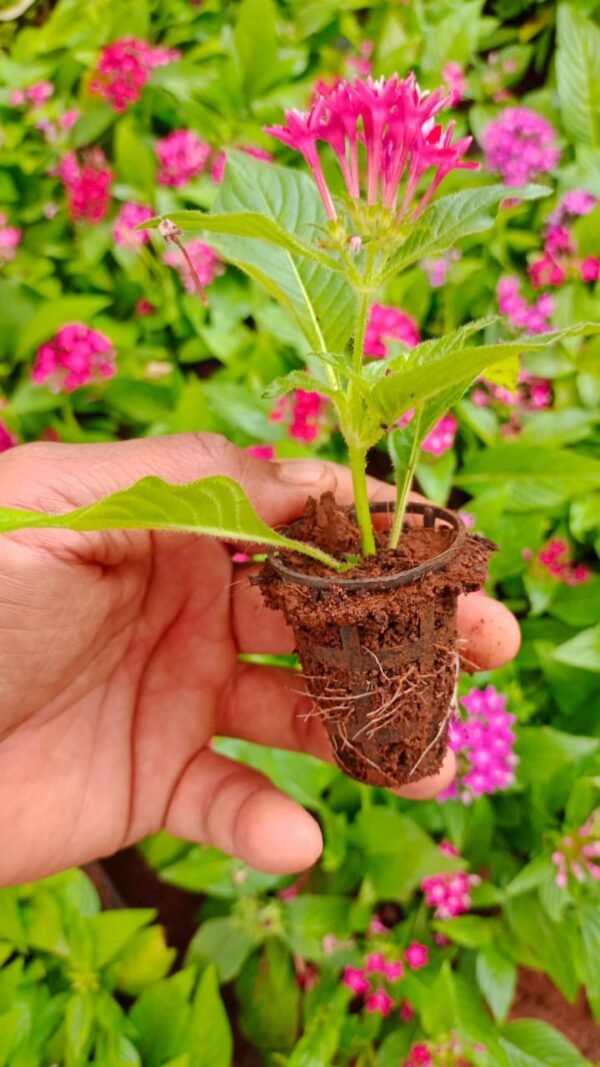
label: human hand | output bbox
[0,434,520,884]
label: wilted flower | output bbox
[90,37,180,111]
[364,303,420,357]
[156,130,211,186]
[113,202,153,247]
[482,107,560,186]
[33,324,116,393]
[552,815,600,888]
[56,149,113,223]
[265,74,477,222]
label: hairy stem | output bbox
[349,443,376,556]
[389,407,422,549]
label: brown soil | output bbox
[511,969,600,1063]
[259,493,494,788]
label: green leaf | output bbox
[286,986,350,1067]
[0,475,344,571]
[233,0,279,98]
[500,1019,593,1067]
[372,323,600,425]
[379,184,549,280]
[476,945,517,1023]
[114,926,176,996]
[435,915,495,948]
[15,296,111,360]
[236,941,299,1053]
[579,905,600,1022]
[130,969,195,1067]
[556,5,600,148]
[351,808,459,901]
[262,369,341,404]
[186,917,260,983]
[89,910,156,969]
[282,896,352,959]
[552,626,600,672]
[210,151,355,354]
[65,993,95,1067]
[186,966,232,1067]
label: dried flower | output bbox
[33,324,117,393]
[482,107,560,186]
[265,74,477,222]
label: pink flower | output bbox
[497,275,554,334]
[247,444,275,460]
[422,413,457,457]
[443,62,466,104]
[56,149,112,223]
[399,999,415,1021]
[265,73,477,221]
[365,952,387,974]
[156,129,211,186]
[581,256,600,283]
[342,966,370,996]
[0,421,16,452]
[535,538,591,585]
[421,844,481,919]
[404,1043,433,1066]
[440,685,518,803]
[136,298,155,316]
[404,941,429,970]
[421,248,461,287]
[365,988,394,1016]
[33,323,117,393]
[11,80,54,107]
[384,960,405,981]
[90,37,180,111]
[164,238,223,294]
[113,202,153,247]
[482,107,560,186]
[59,109,80,130]
[556,189,596,219]
[270,389,325,444]
[368,913,389,935]
[528,253,566,289]
[364,303,420,358]
[0,213,22,263]
[552,816,600,888]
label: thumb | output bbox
[0,433,341,528]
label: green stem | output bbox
[349,443,376,556]
[388,407,422,549]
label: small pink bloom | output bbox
[247,444,275,460]
[0,420,16,453]
[342,966,370,996]
[581,256,600,283]
[10,88,26,106]
[156,129,211,187]
[27,80,54,105]
[404,941,429,970]
[136,298,155,316]
[113,201,153,247]
[32,323,117,393]
[55,149,112,223]
[405,1043,433,1066]
[270,388,325,444]
[482,107,560,186]
[399,998,415,1021]
[364,303,420,358]
[0,212,22,262]
[368,914,389,935]
[90,37,180,112]
[559,189,596,218]
[365,952,387,974]
[59,109,80,130]
[443,61,466,104]
[365,988,394,1016]
[164,238,223,294]
[384,959,404,981]
[422,413,457,457]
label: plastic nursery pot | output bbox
[258,497,495,788]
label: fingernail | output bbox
[277,459,332,485]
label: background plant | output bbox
[0,0,599,1064]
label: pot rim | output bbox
[270,501,466,591]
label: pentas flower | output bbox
[342,966,370,995]
[439,685,518,803]
[422,248,461,287]
[164,238,223,295]
[365,988,394,1016]
[33,324,116,393]
[265,74,477,222]
[90,37,180,111]
[535,538,591,585]
[552,816,600,888]
[443,62,466,105]
[405,1034,484,1067]
[482,107,560,186]
[581,256,600,283]
[547,188,597,227]
[0,213,21,263]
[10,80,54,107]
[364,303,421,357]
[421,843,480,919]
[497,275,554,334]
[113,202,153,247]
[0,421,16,452]
[270,389,326,443]
[156,130,211,187]
[422,414,458,457]
[404,942,429,970]
[56,150,112,223]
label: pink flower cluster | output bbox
[421,842,481,919]
[422,248,461,287]
[497,275,554,334]
[90,37,180,112]
[266,74,477,222]
[405,1034,484,1067]
[33,324,117,393]
[342,942,429,1016]
[113,201,154,247]
[529,189,599,289]
[56,150,113,223]
[35,109,80,143]
[10,80,54,107]
[440,685,518,804]
[0,421,16,453]
[0,213,21,263]
[535,538,591,585]
[270,388,325,443]
[472,370,552,417]
[164,238,223,295]
[364,303,421,357]
[422,413,458,457]
[552,816,600,888]
[482,107,560,186]
[156,129,211,187]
